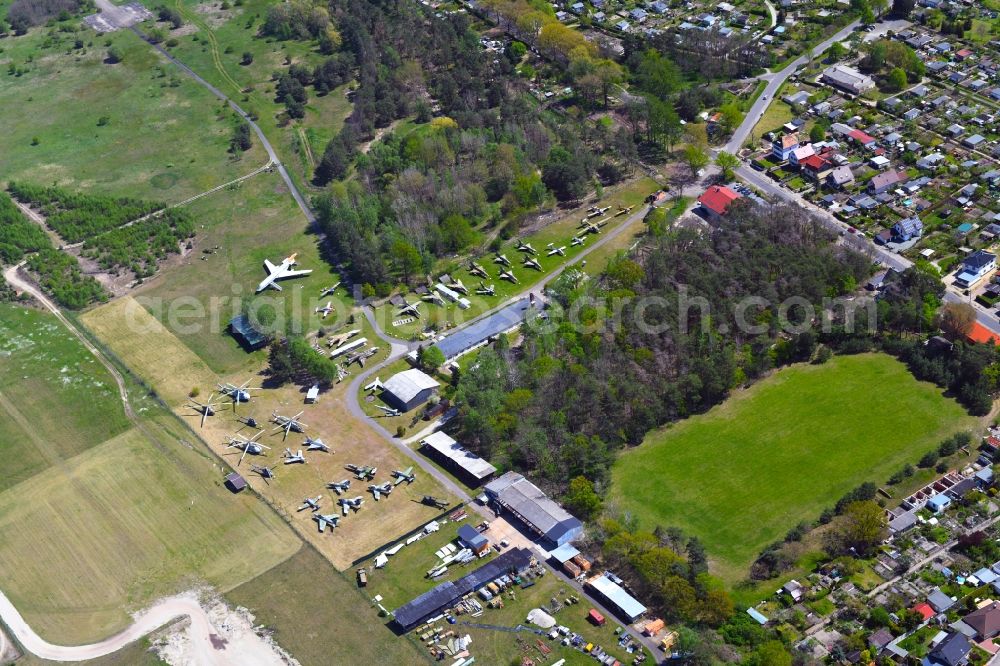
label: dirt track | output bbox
[0,590,291,664]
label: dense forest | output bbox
[8,183,164,244]
[258,0,765,292]
[80,209,195,279]
[449,200,872,494]
[0,191,50,263]
[26,248,106,309]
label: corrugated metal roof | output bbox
[392,548,533,628]
[485,472,581,540]
[434,300,533,359]
[383,369,439,404]
[421,431,497,480]
[587,574,647,620]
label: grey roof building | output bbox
[485,472,583,547]
[420,431,497,486]
[382,368,440,412]
[822,65,875,95]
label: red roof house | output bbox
[848,129,876,146]
[800,154,833,179]
[914,603,935,621]
[698,185,741,218]
[968,322,1000,346]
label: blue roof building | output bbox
[928,494,952,513]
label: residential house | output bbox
[800,154,833,181]
[828,165,855,188]
[954,250,997,288]
[782,580,805,602]
[789,144,815,166]
[772,132,800,161]
[892,217,923,242]
[917,153,946,170]
[848,128,877,148]
[963,601,1000,639]
[697,185,742,220]
[869,628,895,653]
[784,90,811,106]
[822,65,876,95]
[927,587,955,612]
[870,155,891,170]
[869,170,905,194]
[964,134,986,149]
[924,632,971,666]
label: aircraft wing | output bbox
[264,259,277,273]
[279,268,312,278]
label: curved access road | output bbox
[0,591,215,663]
[131,27,316,224]
[4,263,135,421]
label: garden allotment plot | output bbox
[610,354,976,583]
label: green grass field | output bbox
[226,546,430,666]
[0,25,265,202]
[0,304,131,491]
[165,0,355,187]
[0,303,300,645]
[609,353,977,583]
[132,171,343,375]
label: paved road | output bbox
[131,28,316,225]
[724,19,861,154]
[735,164,912,272]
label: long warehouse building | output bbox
[484,472,583,549]
[392,547,534,631]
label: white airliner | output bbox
[256,253,312,292]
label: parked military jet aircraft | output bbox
[283,448,306,464]
[364,377,383,393]
[522,257,542,271]
[368,482,393,500]
[250,464,276,483]
[571,235,585,247]
[346,464,377,480]
[319,282,341,297]
[422,291,445,306]
[298,495,322,512]
[338,496,364,514]
[476,282,495,296]
[304,436,330,453]
[313,513,340,532]
[546,244,567,257]
[315,301,334,318]
[327,479,352,495]
[398,301,421,318]
[391,466,416,485]
[516,240,537,255]
[422,495,449,509]
[468,261,488,278]
[498,269,518,284]
[493,253,511,267]
[447,278,468,295]
[375,405,400,417]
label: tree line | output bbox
[7,182,163,244]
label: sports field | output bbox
[0,26,265,202]
[609,353,976,583]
